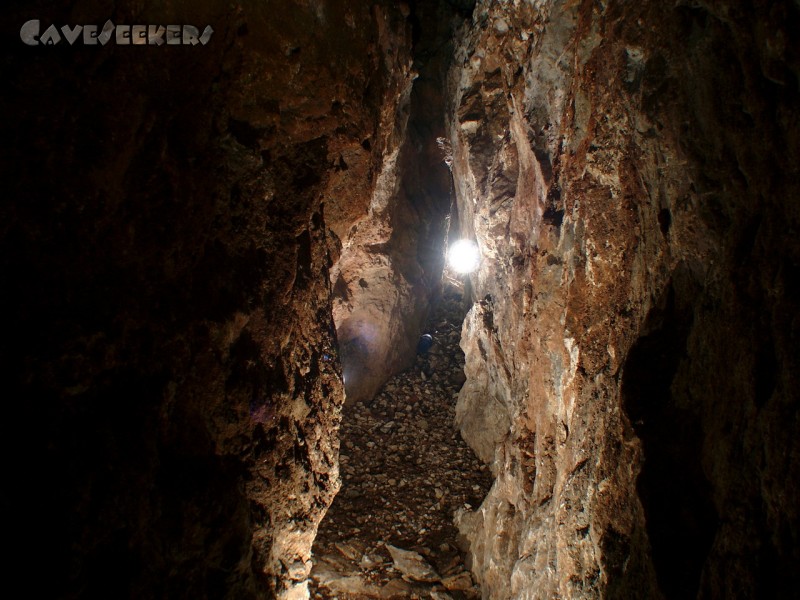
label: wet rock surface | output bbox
[311,285,491,599]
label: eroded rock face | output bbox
[5,0,799,597]
[330,0,458,405]
[448,0,800,598]
[1,2,414,598]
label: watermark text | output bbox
[20,20,214,46]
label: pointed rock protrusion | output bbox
[386,544,440,582]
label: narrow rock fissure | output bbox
[312,2,492,598]
[310,4,495,596]
[5,1,799,598]
[311,285,492,598]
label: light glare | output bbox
[448,239,480,274]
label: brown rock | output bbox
[2,1,420,598]
[334,540,367,562]
[441,571,474,592]
[379,577,416,598]
[447,0,800,598]
[6,1,799,600]
[386,544,441,582]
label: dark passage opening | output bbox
[621,270,719,599]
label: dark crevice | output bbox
[622,270,719,599]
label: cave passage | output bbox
[311,284,492,598]
[5,0,798,597]
[311,3,492,595]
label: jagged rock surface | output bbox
[331,0,459,405]
[447,0,800,598]
[4,0,799,598]
[1,2,415,598]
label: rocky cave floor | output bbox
[310,284,493,599]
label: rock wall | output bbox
[448,0,800,598]
[1,2,413,598]
[330,0,458,405]
[5,0,799,597]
